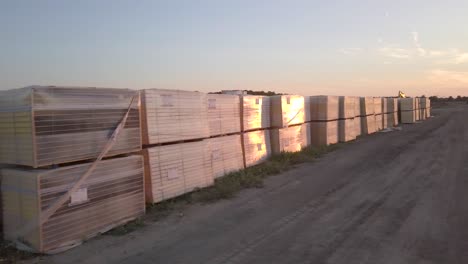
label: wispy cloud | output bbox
[379,46,411,59]
[339,48,363,56]
[428,69,468,84]
[379,32,468,65]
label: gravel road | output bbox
[31,104,468,264]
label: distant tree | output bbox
[456,95,462,101]
[448,96,454,101]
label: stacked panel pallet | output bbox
[270,95,305,128]
[206,94,241,137]
[1,155,145,254]
[0,86,141,168]
[207,135,244,179]
[338,96,356,142]
[309,96,339,146]
[144,140,214,203]
[270,123,310,154]
[141,89,209,145]
[421,98,431,118]
[353,97,362,137]
[241,95,271,131]
[242,130,272,167]
[399,98,416,123]
[374,97,383,131]
[360,97,376,134]
[383,98,399,127]
[0,86,145,254]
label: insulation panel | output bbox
[1,156,145,254]
[270,95,305,127]
[310,120,338,146]
[309,96,339,121]
[206,94,241,137]
[241,96,271,131]
[144,140,214,203]
[242,130,271,167]
[0,86,141,168]
[142,89,209,145]
[270,124,310,154]
[207,135,244,179]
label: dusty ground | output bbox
[26,104,468,264]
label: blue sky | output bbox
[1,0,468,96]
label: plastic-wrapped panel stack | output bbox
[353,97,362,137]
[338,96,356,142]
[419,97,431,119]
[0,86,141,168]
[270,123,310,154]
[360,97,376,134]
[241,96,271,131]
[141,89,209,145]
[374,97,383,131]
[269,95,305,128]
[1,156,145,254]
[206,94,241,137]
[144,140,214,203]
[384,98,399,127]
[242,130,272,167]
[399,98,416,123]
[206,135,244,179]
[309,96,339,146]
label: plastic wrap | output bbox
[206,94,241,136]
[144,140,214,203]
[270,124,310,154]
[142,89,209,145]
[310,120,338,146]
[242,130,272,167]
[270,95,305,127]
[339,96,355,119]
[207,135,244,178]
[309,96,339,121]
[241,96,271,131]
[339,119,356,142]
[0,86,141,168]
[1,156,145,254]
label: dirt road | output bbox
[31,104,468,264]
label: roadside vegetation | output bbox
[108,143,342,235]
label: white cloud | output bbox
[379,46,412,59]
[411,31,427,56]
[339,48,363,55]
[429,69,468,84]
[454,53,468,64]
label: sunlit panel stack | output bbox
[207,135,244,179]
[141,89,209,145]
[0,86,144,254]
[338,96,356,142]
[269,95,305,128]
[414,98,421,121]
[374,97,383,131]
[309,96,339,146]
[360,97,376,134]
[270,123,310,154]
[399,98,416,124]
[242,130,272,167]
[143,140,213,203]
[241,95,271,131]
[206,94,241,137]
[353,97,362,137]
[0,86,141,167]
[383,98,399,128]
[422,97,431,118]
[1,156,145,254]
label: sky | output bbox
[1,0,468,97]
